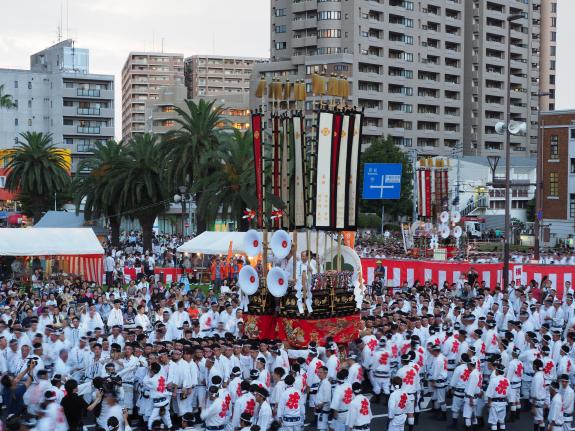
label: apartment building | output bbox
[144,85,252,135]
[184,55,265,99]
[0,40,114,170]
[252,0,557,157]
[463,0,557,157]
[539,110,575,246]
[121,52,184,140]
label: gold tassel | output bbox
[339,75,350,99]
[327,74,338,97]
[275,80,283,100]
[318,73,327,95]
[283,79,292,101]
[295,80,306,101]
[268,78,275,99]
[311,73,321,95]
[255,78,266,99]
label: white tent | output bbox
[0,228,104,256]
[178,231,343,256]
[178,231,362,272]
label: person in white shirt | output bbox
[107,300,124,328]
[81,305,105,336]
[134,305,152,332]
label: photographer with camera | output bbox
[0,359,35,419]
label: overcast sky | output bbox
[1,0,573,137]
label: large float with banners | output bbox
[239,74,364,347]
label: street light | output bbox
[534,92,552,261]
[487,155,501,183]
[498,12,526,288]
[174,185,190,236]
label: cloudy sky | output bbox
[1,0,573,136]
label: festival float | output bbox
[238,74,364,347]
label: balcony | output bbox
[77,89,100,97]
[78,107,101,116]
[77,126,101,134]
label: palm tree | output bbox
[0,84,15,109]
[162,99,225,233]
[74,140,125,247]
[5,132,70,222]
[194,130,255,230]
[110,133,168,252]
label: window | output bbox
[550,135,559,159]
[63,100,74,107]
[571,158,575,174]
[64,138,73,146]
[552,2,557,13]
[274,8,286,17]
[571,129,575,140]
[571,194,575,218]
[550,75,556,85]
[275,25,286,33]
[549,173,559,197]
[551,32,556,42]
[63,118,73,126]
[318,11,341,20]
[274,42,287,50]
[27,100,32,108]
[14,81,18,88]
[27,119,32,126]
[14,118,18,126]
[318,29,341,38]
[550,60,556,71]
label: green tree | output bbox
[74,140,125,247]
[162,99,225,233]
[5,132,70,222]
[110,134,168,252]
[359,136,413,220]
[194,129,255,230]
[0,84,15,109]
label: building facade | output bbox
[184,55,265,99]
[253,0,557,157]
[0,40,114,170]
[540,110,575,245]
[121,52,184,140]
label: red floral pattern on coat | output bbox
[495,378,509,396]
[451,340,460,354]
[544,361,554,375]
[343,387,353,404]
[360,398,370,416]
[367,339,378,352]
[491,334,497,346]
[391,345,398,357]
[244,398,256,415]
[157,376,166,393]
[286,392,300,410]
[398,393,408,409]
[403,369,416,386]
[379,352,390,366]
[515,363,523,377]
[480,343,486,355]
[460,369,471,382]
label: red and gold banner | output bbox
[251,114,264,228]
[243,314,361,348]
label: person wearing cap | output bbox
[324,342,339,385]
[143,362,173,430]
[329,369,352,431]
[345,382,372,431]
[274,371,302,430]
[387,376,411,431]
[254,386,272,431]
[558,374,574,431]
[449,353,472,429]
[548,381,564,431]
[530,359,547,431]
[315,366,332,431]
[232,380,256,431]
[395,354,418,429]
[505,348,523,421]
[428,343,448,420]
[306,347,325,409]
[485,364,510,431]
[370,338,391,404]
[461,355,481,431]
[201,383,231,431]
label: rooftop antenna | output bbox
[57,1,63,42]
[66,0,69,39]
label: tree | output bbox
[5,132,70,222]
[162,99,225,233]
[194,129,255,230]
[0,84,15,109]
[358,136,413,220]
[110,134,168,252]
[74,140,126,247]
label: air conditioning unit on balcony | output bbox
[422,25,428,30]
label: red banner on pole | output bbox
[251,114,263,228]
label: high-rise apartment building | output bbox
[121,52,184,140]
[462,0,557,157]
[184,55,265,99]
[0,39,114,169]
[252,0,557,157]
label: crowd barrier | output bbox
[361,258,575,298]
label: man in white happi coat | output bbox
[277,374,304,431]
[143,362,172,430]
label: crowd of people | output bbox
[0,231,574,431]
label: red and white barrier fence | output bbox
[361,258,575,299]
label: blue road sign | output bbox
[362,163,402,200]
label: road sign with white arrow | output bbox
[362,163,403,200]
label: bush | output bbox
[358,213,382,229]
